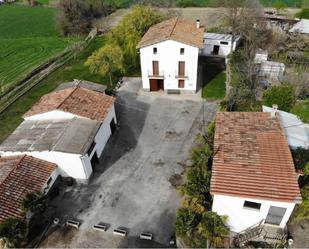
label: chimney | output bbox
[271,104,278,118]
[196,19,200,29]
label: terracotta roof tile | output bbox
[137,17,204,48]
[211,112,301,203]
[24,87,115,122]
[0,155,57,222]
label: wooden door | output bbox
[178,61,185,76]
[178,79,184,88]
[150,79,158,91]
[152,61,159,75]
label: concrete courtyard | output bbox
[40,78,218,248]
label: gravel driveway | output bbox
[40,78,218,248]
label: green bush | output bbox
[262,84,296,112]
[295,8,309,19]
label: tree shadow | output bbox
[198,56,226,90]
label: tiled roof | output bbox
[137,17,204,48]
[0,155,56,222]
[211,112,301,203]
[24,87,115,122]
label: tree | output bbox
[22,191,47,215]
[262,84,296,112]
[175,208,200,238]
[107,5,164,70]
[0,218,27,248]
[198,212,230,248]
[57,0,111,36]
[85,43,124,86]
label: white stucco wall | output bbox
[201,36,240,57]
[93,105,117,156]
[212,194,296,233]
[1,151,90,181]
[140,40,199,92]
[24,110,76,121]
[42,168,59,193]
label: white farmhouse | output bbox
[137,17,204,93]
[0,81,117,182]
[200,33,241,57]
[211,112,301,236]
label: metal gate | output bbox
[265,206,287,225]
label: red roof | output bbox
[24,87,115,122]
[211,112,301,203]
[0,155,57,222]
[137,17,204,48]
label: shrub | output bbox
[291,147,309,171]
[262,84,296,112]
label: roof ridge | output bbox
[57,87,79,110]
[0,155,25,188]
[169,17,179,38]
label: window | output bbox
[153,47,157,54]
[220,41,229,45]
[87,141,96,156]
[243,201,261,210]
[180,48,185,55]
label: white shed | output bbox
[200,33,241,57]
[211,112,301,234]
[0,82,117,182]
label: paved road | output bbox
[41,78,218,248]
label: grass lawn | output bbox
[0,36,109,143]
[202,71,226,100]
[0,5,79,93]
[291,99,309,123]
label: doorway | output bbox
[265,206,287,226]
[90,152,99,171]
[150,79,164,91]
[213,45,220,55]
[110,118,116,135]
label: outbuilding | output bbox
[200,33,241,57]
[0,81,117,182]
[211,112,301,234]
[0,155,58,222]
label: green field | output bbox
[0,5,79,93]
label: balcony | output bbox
[175,70,189,79]
[148,69,164,79]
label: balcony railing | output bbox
[148,69,164,78]
[175,70,189,79]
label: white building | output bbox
[200,33,241,57]
[263,105,309,149]
[0,81,117,182]
[289,19,309,34]
[137,17,204,93]
[211,112,301,234]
